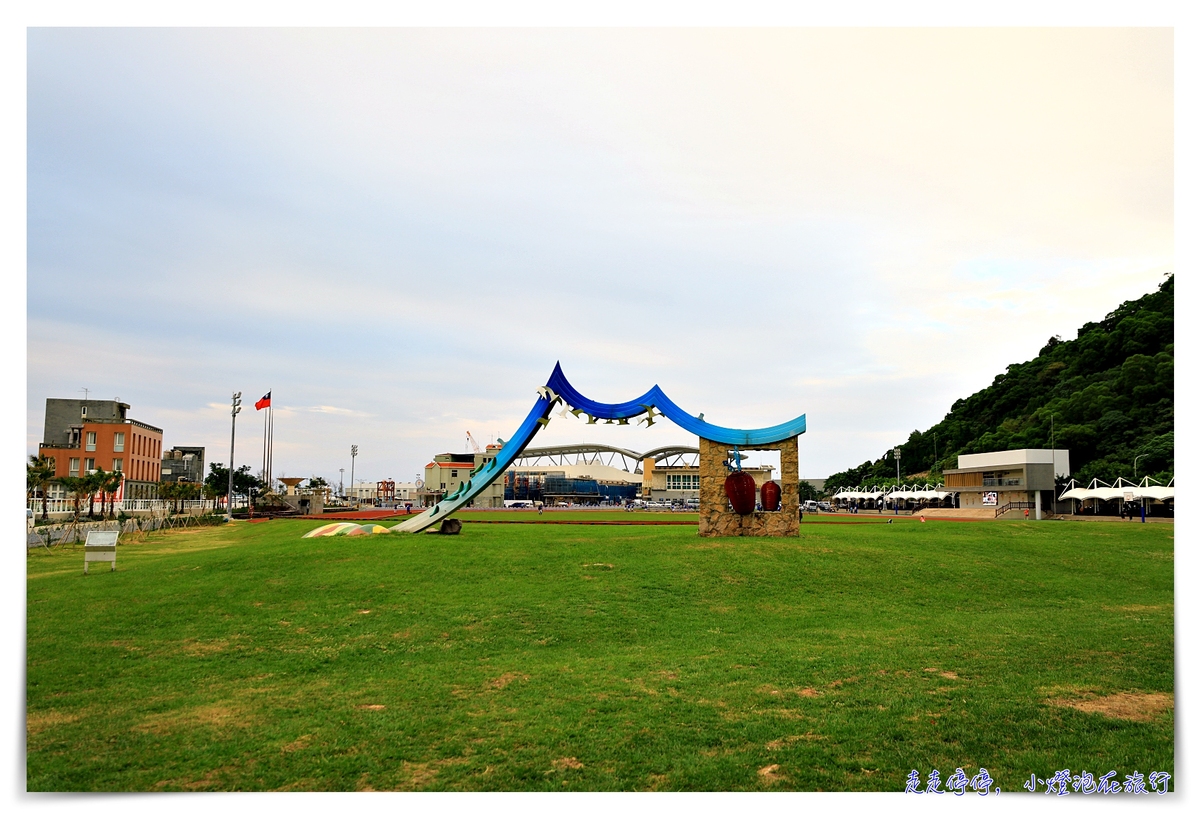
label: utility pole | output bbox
[227,392,242,520]
[894,447,901,485]
[350,445,358,505]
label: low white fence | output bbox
[27,512,225,549]
[29,499,219,516]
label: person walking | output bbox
[1024,507,1029,521]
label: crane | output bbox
[466,431,482,454]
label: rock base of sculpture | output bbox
[698,436,799,537]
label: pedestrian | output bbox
[1023,507,1029,520]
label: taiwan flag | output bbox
[255,392,272,410]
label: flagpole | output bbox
[264,395,271,491]
[262,400,269,487]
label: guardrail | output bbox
[995,501,1036,518]
[29,499,219,516]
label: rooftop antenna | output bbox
[79,387,90,402]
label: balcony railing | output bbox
[982,478,1024,487]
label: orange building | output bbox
[38,399,163,500]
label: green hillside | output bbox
[827,274,1173,490]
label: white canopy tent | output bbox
[832,486,888,502]
[1059,477,1174,503]
[886,484,953,503]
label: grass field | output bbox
[26,517,1173,791]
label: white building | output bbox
[943,448,1070,519]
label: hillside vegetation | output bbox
[827,275,1173,489]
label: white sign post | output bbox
[84,530,118,574]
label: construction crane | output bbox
[466,431,482,454]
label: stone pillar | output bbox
[698,436,799,537]
[1035,490,1042,520]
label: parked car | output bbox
[802,500,820,513]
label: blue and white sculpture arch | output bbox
[392,363,806,533]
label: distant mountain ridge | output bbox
[826,275,1174,490]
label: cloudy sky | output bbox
[26,27,1172,485]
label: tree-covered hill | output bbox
[826,274,1173,490]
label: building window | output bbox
[85,458,96,473]
[69,458,80,477]
[440,482,446,489]
[81,405,87,417]
[666,474,700,490]
[86,431,97,451]
[46,457,55,472]
[114,432,125,452]
[451,470,458,477]
[112,458,123,472]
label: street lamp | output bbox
[350,445,358,505]
[227,392,242,521]
[339,468,345,498]
[1134,453,1147,480]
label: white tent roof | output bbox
[886,484,952,502]
[1059,478,1173,502]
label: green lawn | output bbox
[26,518,1173,791]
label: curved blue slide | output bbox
[392,363,805,533]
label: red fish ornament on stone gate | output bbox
[760,480,781,512]
[724,471,757,515]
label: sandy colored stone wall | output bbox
[698,436,799,537]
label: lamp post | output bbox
[1134,453,1146,480]
[227,392,242,521]
[339,468,345,498]
[350,445,358,505]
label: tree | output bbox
[202,481,221,511]
[84,469,108,519]
[27,455,55,521]
[158,481,179,513]
[58,476,86,522]
[103,470,124,518]
[798,481,820,502]
[204,463,263,510]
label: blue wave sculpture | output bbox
[392,363,805,533]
